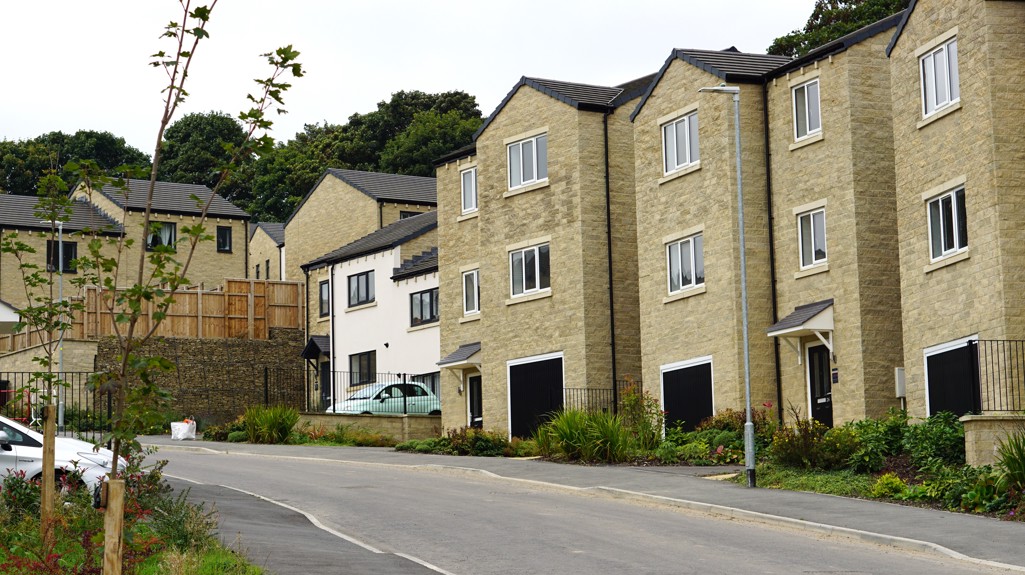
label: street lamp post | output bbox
[698,84,755,488]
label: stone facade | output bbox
[95,327,306,425]
[249,226,283,281]
[766,26,903,424]
[633,59,777,422]
[0,229,116,310]
[888,0,1025,417]
[437,83,641,436]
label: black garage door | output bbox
[662,362,713,432]
[509,357,563,438]
[927,341,980,416]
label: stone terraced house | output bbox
[249,221,285,281]
[430,0,1025,456]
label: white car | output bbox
[0,415,124,489]
[325,382,442,415]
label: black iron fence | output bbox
[0,372,111,441]
[977,340,1025,412]
[312,371,442,415]
[565,380,642,415]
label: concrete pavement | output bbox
[141,435,1025,572]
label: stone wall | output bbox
[301,413,441,442]
[95,327,306,425]
[962,414,1025,467]
[249,227,282,281]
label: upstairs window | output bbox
[410,287,440,327]
[508,134,548,189]
[216,226,232,252]
[318,280,330,318]
[461,167,478,213]
[798,209,827,268]
[463,269,480,315]
[666,234,704,294]
[510,244,550,297]
[348,270,375,307]
[921,37,959,117]
[928,187,967,260]
[792,79,821,140]
[662,112,699,175]
[255,264,261,279]
[46,240,77,274]
[146,222,176,251]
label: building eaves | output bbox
[284,169,436,227]
[301,210,437,272]
[437,341,481,367]
[391,247,438,281]
[611,73,657,108]
[256,221,285,247]
[772,11,906,77]
[474,76,626,141]
[434,143,477,167]
[94,179,249,219]
[301,335,330,359]
[630,48,792,122]
[0,195,123,235]
[767,298,834,334]
[886,0,919,57]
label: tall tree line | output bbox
[0,90,482,223]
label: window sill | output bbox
[663,285,706,304]
[217,250,233,254]
[459,313,481,324]
[457,211,479,223]
[504,180,549,198]
[795,263,829,279]
[345,301,378,313]
[924,249,969,274]
[317,315,330,323]
[658,162,701,185]
[407,322,438,333]
[505,290,552,306]
[789,131,823,151]
[917,101,961,130]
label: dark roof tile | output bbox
[302,210,437,271]
[392,247,438,281]
[0,195,123,234]
[438,342,481,366]
[95,179,248,219]
[767,299,834,334]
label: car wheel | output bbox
[360,411,372,415]
[428,410,441,416]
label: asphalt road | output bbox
[161,449,1015,575]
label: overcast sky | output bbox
[0,1,816,155]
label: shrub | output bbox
[848,409,908,472]
[710,430,742,451]
[538,410,591,460]
[227,431,247,443]
[535,409,632,463]
[868,473,908,499]
[677,440,711,464]
[618,385,663,452]
[960,469,1007,513]
[902,411,965,468]
[655,441,681,464]
[150,488,218,552]
[695,406,776,449]
[581,411,632,463]
[243,405,299,444]
[996,427,1025,494]
[817,425,861,470]
[504,437,539,458]
[323,423,396,447]
[202,415,246,442]
[0,471,40,521]
[914,459,984,510]
[767,415,829,469]
[446,427,509,457]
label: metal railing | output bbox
[313,371,442,415]
[977,340,1025,412]
[0,372,111,441]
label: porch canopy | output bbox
[301,335,330,360]
[438,341,481,370]
[766,298,834,363]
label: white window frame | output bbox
[920,37,959,118]
[661,112,699,175]
[927,187,968,261]
[792,79,821,141]
[461,167,478,214]
[507,133,548,190]
[462,269,480,315]
[509,243,550,297]
[666,233,704,294]
[797,208,827,269]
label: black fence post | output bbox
[401,372,408,414]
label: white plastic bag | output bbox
[170,420,196,440]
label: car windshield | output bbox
[347,385,386,400]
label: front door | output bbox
[319,360,332,409]
[662,361,713,432]
[807,345,833,427]
[468,375,483,428]
[509,357,563,438]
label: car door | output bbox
[402,384,431,414]
[0,420,32,476]
[376,384,406,414]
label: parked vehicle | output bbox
[325,382,441,415]
[0,415,124,489]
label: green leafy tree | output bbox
[379,109,483,177]
[0,131,149,195]
[157,111,250,201]
[767,0,911,57]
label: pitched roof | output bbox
[0,195,123,234]
[774,11,906,77]
[437,342,481,367]
[767,299,834,334]
[434,143,477,167]
[301,210,437,271]
[392,247,438,281]
[886,0,919,56]
[285,169,436,227]
[93,179,249,219]
[475,75,649,140]
[250,221,285,246]
[630,48,792,121]
[611,73,658,107]
[301,335,330,359]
